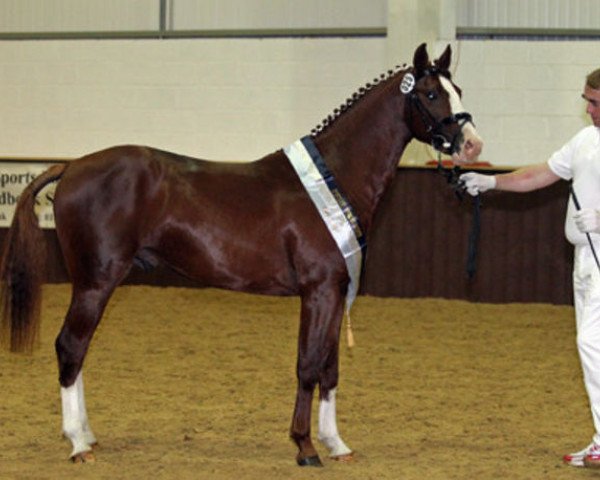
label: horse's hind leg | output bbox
[56,282,125,462]
[61,370,96,463]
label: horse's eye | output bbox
[426,91,438,101]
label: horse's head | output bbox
[402,43,483,163]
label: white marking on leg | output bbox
[317,388,352,457]
[75,371,97,446]
[61,371,95,457]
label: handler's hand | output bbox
[459,172,496,196]
[574,208,600,234]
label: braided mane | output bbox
[310,63,409,137]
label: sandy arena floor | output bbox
[0,284,593,479]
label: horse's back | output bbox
[52,145,344,294]
[54,144,290,224]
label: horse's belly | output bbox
[153,233,297,295]
[197,259,295,294]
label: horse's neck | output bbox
[314,91,412,234]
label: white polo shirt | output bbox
[547,125,600,246]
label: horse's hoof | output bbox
[331,452,354,462]
[70,450,96,464]
[297,455,323,467]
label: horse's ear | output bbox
[412,43,429,75]
[435,44,452,72]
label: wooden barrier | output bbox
[0,164,573,304]
[363,167,572,304]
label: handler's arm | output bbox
[494,163,561,192]
[460,162,561,195]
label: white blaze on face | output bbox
[439,76,483,162]
[439,76,464,115]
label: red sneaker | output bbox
[564,443,600,467]
[585,448,600,468]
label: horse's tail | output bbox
[0,163,67,352]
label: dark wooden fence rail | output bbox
[363,167,572,304]
[0,166,573,305]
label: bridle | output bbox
[402,68,480,278]
[404,68,473,156]
[401,67,474,196]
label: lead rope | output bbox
[466,194,481,279]
[436,152,482,278]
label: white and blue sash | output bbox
[284,136,366,314]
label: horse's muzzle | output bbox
[453,122,483,164]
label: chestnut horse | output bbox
[0,43,482,466]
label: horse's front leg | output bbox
[291,286,345,466]
[318,388,353,460]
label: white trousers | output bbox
[573,245,600,445]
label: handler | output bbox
[460,67,600,469]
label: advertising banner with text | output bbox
[0,161,60,229]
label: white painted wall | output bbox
[0,38,387,161]
[0,0,598,167]
[450,39,597,167]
